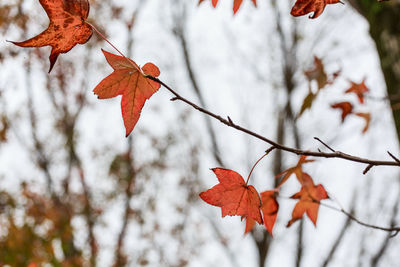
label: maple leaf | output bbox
[93,50,161,137]
[287,173,328,227]
[305,56,328,90]
[299,91,316,116]
[11,0,93,72]
[260,190,279,235]
[345,79,369,104]
[276,155,314,187]
[290,0,341,19]
[355,112,371,133]
[200,168,262,224]
[244,190,279,235]
[199,0,257,14]
[331,101,353,122]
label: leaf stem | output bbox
[245,149,274,185]
[87,22,127,58]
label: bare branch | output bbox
[145,75,400,169]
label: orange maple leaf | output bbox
[93,50,161,137]
[331,101,353,122]
[199,0,257,14]
[11,0,93,72]
[245,190,279,235]
[287,173,328,227]
[200,168,262,224]
[276,155,314,187]
[355,112,371,133]
[345,79,369,104]
[290,0,341,19]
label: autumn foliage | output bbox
[11,0,92,72]
[93,50,161,136]
[200,155,328,235]
[6,0,391,252]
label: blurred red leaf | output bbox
[199,0,257,14]
[291,0,341,19]
[345,79,369,104]
[287,173,328,227]
[260,190,279,235]
[331,101,353,122]
[200,168,262,224]
[11,0,92,72]
[245,190,279,235]
[276,155,314,187]
[245,217,256,234]
[355,112,371,133]
[93,50,160,137]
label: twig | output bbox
[314,137,336,152]
[319,201,400,232]
[387,151,400,164]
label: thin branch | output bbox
[319,201,400,233]
[314,137,336,152]
[278,195,400,233]
[321,195,355,267]
[145,75,400,169]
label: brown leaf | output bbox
[304,56,328,90]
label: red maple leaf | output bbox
[331,101,353,122]
[93,50,161,137]
[276,155,314,187]
[245,190,279,235]
[287,173,328,227]
[260,190,279,235]
[199,0,257,14]
[290,0,342,19]
[345,79,369,104]
[11,0,93,72]
[200,168,262,224]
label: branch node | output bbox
[170,97,179,101]
[265,146,276,155]
[387,151,400,165]
[227,116,233,125]
[314,137,336,152]
[390,230,400,238]
[363,164,374,175]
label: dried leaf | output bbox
[291,0,341,19]
[11,0,93,72]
